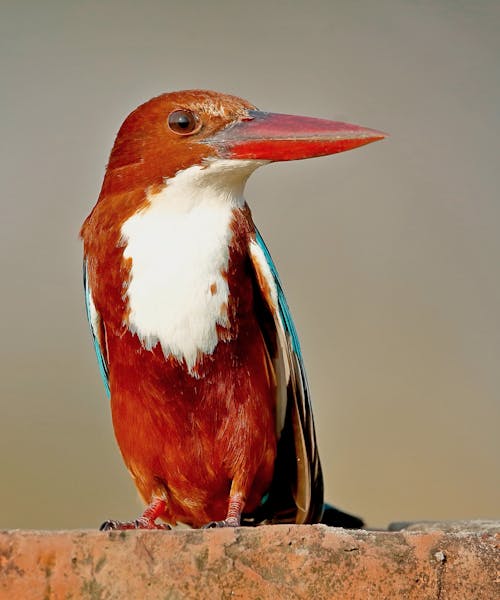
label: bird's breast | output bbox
[121,190,241,373]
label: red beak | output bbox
[207,110,386,161]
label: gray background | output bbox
[1,0,499,529]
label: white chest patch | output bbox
[121,159,266,373]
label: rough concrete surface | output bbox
[0,523,498,599]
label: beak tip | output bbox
[360,129,388,147]
[363,127,388,141]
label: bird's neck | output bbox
[142,159,263,213]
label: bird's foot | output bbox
[202,516,240,528]
[203,491,244,528]
[100,498,170,531]
[100,518,171,531]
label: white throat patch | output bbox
[121,158,267,373]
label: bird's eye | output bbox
[167,110,201,136]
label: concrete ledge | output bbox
[0,522,498,599]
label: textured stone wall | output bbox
[0,522,498,599]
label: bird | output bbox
[81,89,385,530]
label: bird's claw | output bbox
[100,519,124,531]
[202,517,240,528]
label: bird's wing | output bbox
[247,229,324,524]
[83,259,110,398]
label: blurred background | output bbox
[1,0,499,529]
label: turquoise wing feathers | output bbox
[255,229,303,358]
[83,259,110,398]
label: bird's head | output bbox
[99,89,386,198]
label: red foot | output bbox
[203,493,244,528]
[100,518,170,531]
[100,498,170,531]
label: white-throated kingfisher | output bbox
[81,90,385,530]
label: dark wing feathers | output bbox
[246,229,324,524]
